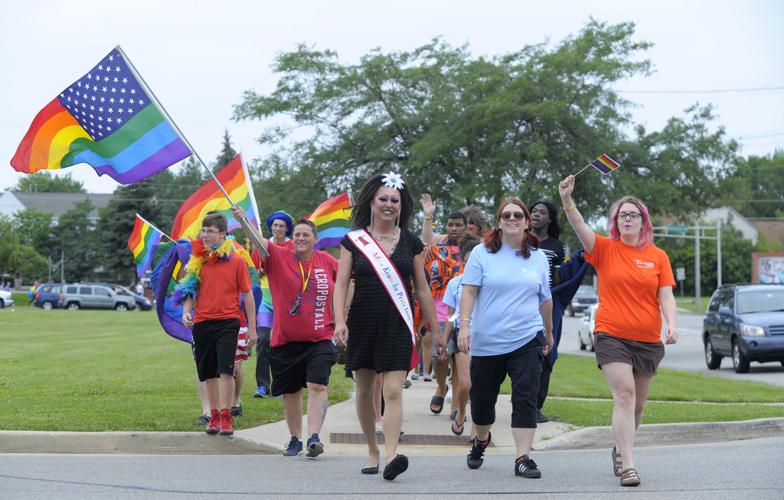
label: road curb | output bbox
[536,417,784,450]
[0,430,278,455]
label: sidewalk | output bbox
[234,374,573,457]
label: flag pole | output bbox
[117,45,263,250]
[572,163,592,177]
[136,213,175,243]
[238,154,268,257]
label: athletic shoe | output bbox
[253,386,269,398]
[195,414,210,426]
[219,408,234,436]
[536,409,549,423]
[283,436,303,456]
[231,404,243,417]
[403,379,412,389]
[467,432,491,469]
[410,373,419,380]
[205,409,220,435]
[305,433,324,458]
[515,455,541,478]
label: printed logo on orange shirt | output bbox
[634,259,655,269]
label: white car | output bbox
[577,303,599,351]
[0,289,14,309]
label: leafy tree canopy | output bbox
[12,172,86,193]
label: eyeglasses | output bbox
[377,196,400,204]
[500,211,526,221]
[617,211,642,221]
[200,228,223,235]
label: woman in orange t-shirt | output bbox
[559,175,678,488]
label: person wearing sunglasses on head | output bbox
[458,198,553,480]
[232,208,339,460]
[558,175,678,488]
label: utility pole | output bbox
[60,248,64,284]
[695,227,701,312]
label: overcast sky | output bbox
[1,0,782,193]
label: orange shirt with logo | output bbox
[585,234,675,343]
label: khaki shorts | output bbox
[594,333,664,376]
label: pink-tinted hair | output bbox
[608,196,653,250]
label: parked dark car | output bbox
[568,285,598,316]
[61,284,137,311]
[106,284,153,311]
[33,283,65,310]
[703,284,784,373]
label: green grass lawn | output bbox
[501,354,784,426]
[675,296,712,314]
[0,307,353,431]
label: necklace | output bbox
[372,227,400,242]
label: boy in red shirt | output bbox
[180,213,257,436]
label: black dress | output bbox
[342,229,424,372]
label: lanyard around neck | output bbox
[297,257,313,295]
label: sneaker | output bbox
[423,374,432,382]
[536,409,549,423]
[231,404,243,417]
[410,373,419,380]
[283,436,303,456]
[253,386,269,398]
[219,408,234,436]
[195,414,210,426]
[515,455,542,478]
[403,379,412,389]
[467,432,491,469]
[205,409,220,435]
[305,433,324,458]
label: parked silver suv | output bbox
[62,284,137,311]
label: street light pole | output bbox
[695,227,701,313]
[717,222,722,287]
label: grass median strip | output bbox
[0,308,352,432]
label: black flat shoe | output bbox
[361,465,379,475]
[383,454,409,481]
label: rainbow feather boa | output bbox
[172,237,254,305]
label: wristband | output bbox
[423,216,433,221]
[460,318,470,323]
[564,204,575,212]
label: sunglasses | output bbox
[500,211,526,221]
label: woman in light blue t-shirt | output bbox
[458,198,553,479]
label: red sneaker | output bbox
[205,409,220,435]
[219,408,233,436]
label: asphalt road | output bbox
[560,312,784,387]
[1,437,781,499]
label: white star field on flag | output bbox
[57,49,150,140]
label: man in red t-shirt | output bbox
[233,209,339,459]
[182,213,257,437]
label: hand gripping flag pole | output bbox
[117,45,268,257]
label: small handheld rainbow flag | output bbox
[170,155,260,240]
[128,214,166,278]
[308,192,353,249]
[574,154,621,177]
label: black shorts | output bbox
[192,318,240,381]
[594,332,665,376]
[469,332,544,428]
[269,340,337,396]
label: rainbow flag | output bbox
[128,214,165,278]
[308,192,353,249]
[10,47,191,184]
[590,154,621,175]
[170,155,260,240]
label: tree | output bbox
[12,172,86,193]
[12,209,54,254]
[0,215,48,283]
[215,129,238,169]
[234,20,739,224]
[722,150,784,218]
[53,200,98,282]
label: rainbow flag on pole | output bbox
[128,214,165,278]
[170,155,260,240]
[10,47,191,184]
[590,154,621,174]
[308,192,353,249]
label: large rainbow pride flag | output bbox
[308,192,352,249]
[128,214,165,278]
[170,155,260,240]
[10,47,190,184]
